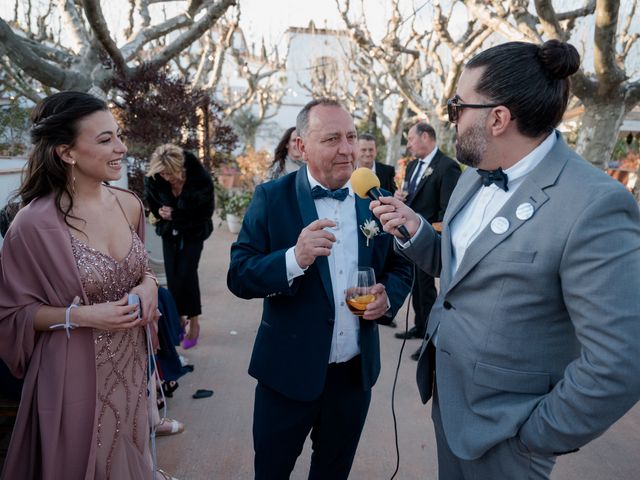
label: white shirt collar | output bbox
[306,167,354,198]
[420,147,439,167]
[502,132,556,182]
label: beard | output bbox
[455,122,487,168]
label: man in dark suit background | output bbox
[394,122,461,360]
[357,133,397,193]
[227,98,411,479]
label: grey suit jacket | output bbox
[403,134,640,460]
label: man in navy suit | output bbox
[227,98,412,479]
[357,133,397,194]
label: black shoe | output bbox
[384,320,398,328]
[395,326,424,340]
[410,347,421,361]
[161,380,179,398]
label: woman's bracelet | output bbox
[49,301,80,338]
[145,271,159,288]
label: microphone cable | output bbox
[389,264,416,480]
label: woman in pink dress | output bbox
[0,92,174,479]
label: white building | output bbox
[238,21,354,152]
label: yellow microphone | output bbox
[350,167,410,240]
[351,167,381,200]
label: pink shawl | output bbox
[0,187,146,480]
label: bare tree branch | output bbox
[146,0,237,72]
[187,0,207,18]
[618,1,639,62]
[509,0,543,40]
[204,18,238,89]
[26,0,33,33]
[60,0,90,54]
[83,0,128,72]
[222,45,283,117]
[124,0,136,38]
[534,0,568,40]
[592,0,626,86]
[121,15,193,59]
[466,0,538,42]
[18,36,74,65]
[0,17,88,90]
[556,0,596,21]
[137,0,152,28]
[627,80,640,107]
[0,56,41,102]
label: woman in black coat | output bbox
[145,144,214,349]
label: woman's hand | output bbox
[130,276,160,326]
[74,295,141,330]
[158,205,173,220]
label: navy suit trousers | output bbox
[253,356,371,480]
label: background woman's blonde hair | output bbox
[147,143,185,179]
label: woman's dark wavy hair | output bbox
[466,40,580,138]
[14,91,108,225]
[270,126,297,170]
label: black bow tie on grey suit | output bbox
[477,167,509,191]
[311,185,349,201]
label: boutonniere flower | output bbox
[422,166,434,180]
[360,218,380,247]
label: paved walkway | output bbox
[156,221,640,479]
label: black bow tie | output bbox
[311,185,349,201]
[477,167,509,191]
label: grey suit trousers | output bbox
[432,383,556,480]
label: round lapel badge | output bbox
[490,216,510,235]
[516,202,534,221]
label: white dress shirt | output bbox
[449,132,556,276]
[285,170,360,363]
[407,147,439,189]
[398,133,556,345]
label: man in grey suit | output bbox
[371,40,640,479]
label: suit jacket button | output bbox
[443,301,453,310]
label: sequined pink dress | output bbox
[71,227,153,480]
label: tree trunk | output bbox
[385,128,404,166]
[575,97,626,169]
[632,164,640,205]
[434,119,456,159]
[385,100,407,166]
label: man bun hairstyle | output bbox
[537,39,580,80]
[466,40,580,138]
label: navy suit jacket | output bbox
[406,149,461,223]
[228,166,412,402]
[375,162,397,194]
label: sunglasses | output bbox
[447,95,501,124]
